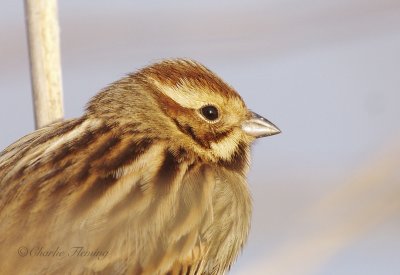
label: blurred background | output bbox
[1,1,400,274]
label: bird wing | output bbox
[0,118,216,274]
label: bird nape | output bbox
[0,59,280,275]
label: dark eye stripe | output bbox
[172,118,210,149]
[207,129,231,143]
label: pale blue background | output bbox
[1,1,400,274]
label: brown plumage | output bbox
[0,59,280,274]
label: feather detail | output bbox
[0,118,251,275]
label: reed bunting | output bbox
[0,59,280,274]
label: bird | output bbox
[0,59,280,275]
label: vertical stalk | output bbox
[24,0,64,129]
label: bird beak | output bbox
[242,112,281,138]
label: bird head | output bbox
[86,59,280,167]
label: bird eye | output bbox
[200,105,219,121]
